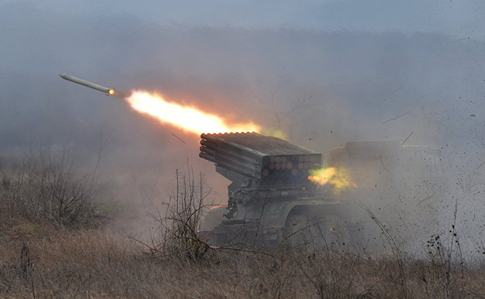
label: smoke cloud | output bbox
[1,2,484,256]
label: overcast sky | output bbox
[1,0,483,153]
[1,0,483,155]
[3,0,484,38]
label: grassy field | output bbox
[1,152,485,298]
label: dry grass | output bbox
[1,228,485,299]
[0,146,103,229]
[1,156,485,298]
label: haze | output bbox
[1,1,484,253]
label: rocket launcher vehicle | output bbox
[200,132,322,187]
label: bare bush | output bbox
[1,164,485,297]
[2,229,485,298]
[136,168,211,262]
[0,145,101,228]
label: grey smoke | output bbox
[1,1,484,256]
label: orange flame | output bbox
[125,90,261,134]
[308,167,357,195]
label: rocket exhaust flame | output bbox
[59,73,260,135]
[308,167,357,195]
[125,90,261,135]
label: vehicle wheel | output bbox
[284,214,317,249]
[312,215,350,250]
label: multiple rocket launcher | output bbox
[200,132,322,187]
[59,73,352,194]
[59,73,323,188]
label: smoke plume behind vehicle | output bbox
[1,2,484,257]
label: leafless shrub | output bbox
[360,204,410,298]
[1,200,485,298]
[133,168,212,262]
[2,156,484,298]
[0,144,102,228]
[423,221,466,297]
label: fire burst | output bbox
[126,90,261,135]
[308,167,356,194]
